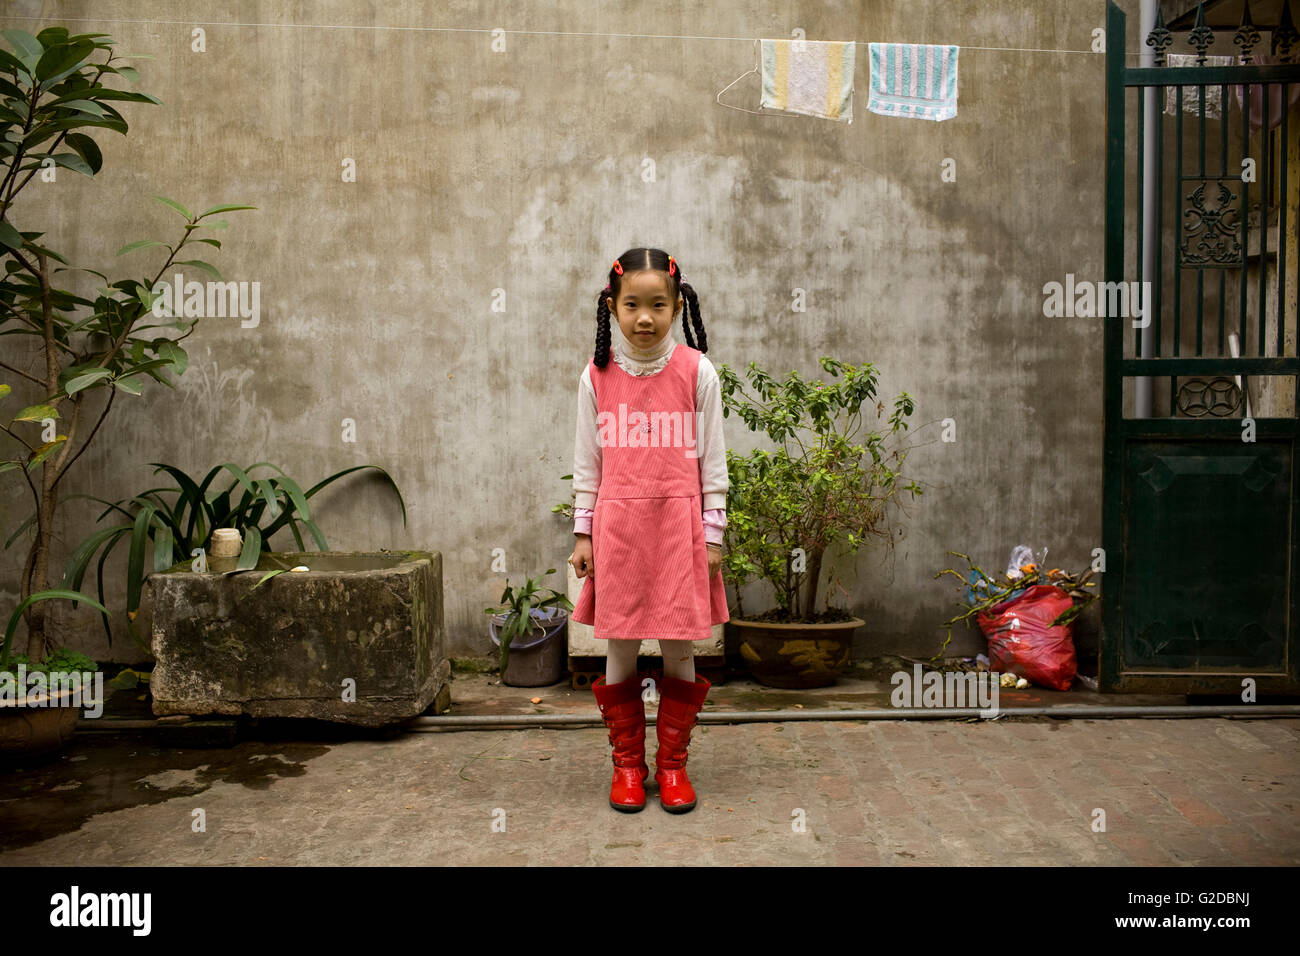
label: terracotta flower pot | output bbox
[733,617,863,688]
[0,686,80,759]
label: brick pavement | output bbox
[1,717,1296,865]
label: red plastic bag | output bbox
[977,584,1077,691]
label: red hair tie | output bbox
[612,260,623,275]
[668,255,676,276]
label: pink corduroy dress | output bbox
[570,342,729,640]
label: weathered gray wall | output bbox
[2,1,1133,662]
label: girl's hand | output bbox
[570,535,594,579]
[706,543,722,577]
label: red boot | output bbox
[653,674,711,813]
[592,675,650,812]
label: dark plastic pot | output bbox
[489,606,568,687]
[733,617,863,688]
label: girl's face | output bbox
[606,270,682,350]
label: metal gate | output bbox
[1102,0,1300,693]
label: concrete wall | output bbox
[2,1,1138,663]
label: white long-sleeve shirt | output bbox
[572,332,727,545]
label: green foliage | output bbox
[484,570,573,675]
[8,646,97,675]
[2,634,98,676]
[0,27,256,664]
[551,473,576,521]
[0,28,249,416]
[46,460,408,656]
[1,589,107,671]
[717,357,922,621]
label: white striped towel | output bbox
[868,43,959,121]
[760,38,856,123]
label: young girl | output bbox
[568,248,729,814]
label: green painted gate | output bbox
[1102,1,1300,693]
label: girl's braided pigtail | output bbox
[594,286,613,367]
[679,280,707,354]
[678,282,695,349]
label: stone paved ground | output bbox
[2,717,1297,865]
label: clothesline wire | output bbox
[0,14,1201,57]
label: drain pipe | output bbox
[403,704,1300,729]
[1136,0,1157,417]
[77,704,1300,734]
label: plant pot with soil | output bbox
[1,592,106,760]
[485,570,573,687]
[717,357,923,688]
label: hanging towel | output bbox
[1162,53,1234,120]
[760,38,856,123]
[867,43,959,121]
[1232,54,1300,132]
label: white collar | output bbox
[613,328,677,375]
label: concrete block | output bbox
[150,551,449,727]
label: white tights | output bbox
[604,639,695,685]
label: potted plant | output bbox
[1,589,107,758]
[484,570,573,687]
[0,26,254,665]
[717,357,922,688]
[59,459,407,655]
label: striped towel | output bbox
[868,43,959,121]
[760,39,856,123]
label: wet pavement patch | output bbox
[0,734,329,852]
